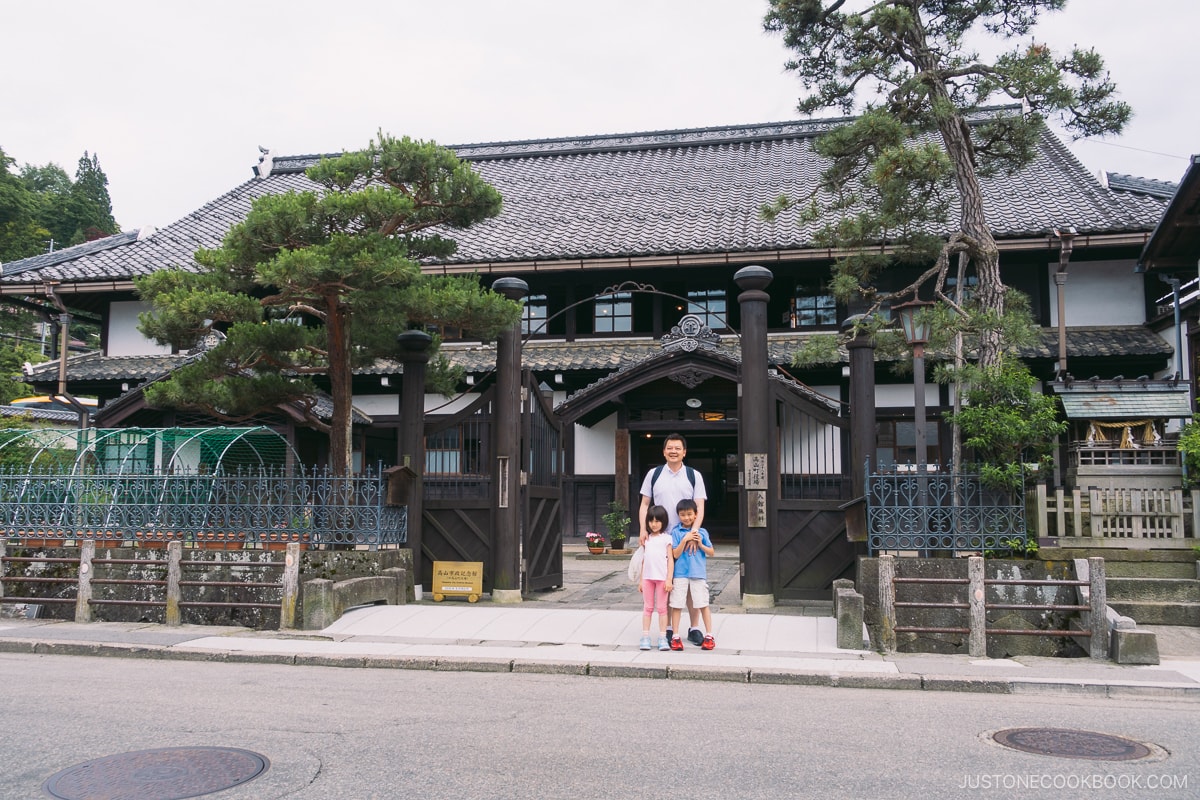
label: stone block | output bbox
[835,587,865,650]
[831,578,854,613]
[1110,628,1160,665]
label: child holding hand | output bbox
[638,504,675,651]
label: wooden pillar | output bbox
[735,265,774,607]
[845,316,877,501]
[492,277,528,603]
[397,330,432,595]
[615,428,630,518]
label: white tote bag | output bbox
[627,545,645,584]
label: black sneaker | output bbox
[687,628,704,647]
[666,628,673,643]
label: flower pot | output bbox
[588,547,605,555]
[263,531,311,551]
[135,531,185,549]
[195,531,246,550]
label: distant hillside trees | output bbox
[0,147,120,262]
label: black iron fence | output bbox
[0,465,405,548]
[866,464,1027,553]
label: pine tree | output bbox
[763,0,1129,367]
[137,132,521,476]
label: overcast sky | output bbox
[5,0,1197,233]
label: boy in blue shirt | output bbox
[667,498,716,650]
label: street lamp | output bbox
[893,298,934,471]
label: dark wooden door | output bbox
[522,371,563,591]
[770,383,857,600]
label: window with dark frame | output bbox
[875,419,940,468]
[686,289,728,330]
[522,293,548,335]
[791,286,837,328]
[594,291,632,333]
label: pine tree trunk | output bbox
[326,298,354,478]
[935,111,1004,369]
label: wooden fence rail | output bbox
[1030,485,1199,548]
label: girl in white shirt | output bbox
[639,505,675,651]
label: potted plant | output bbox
[602,501,631,552]
[585,531,607,554]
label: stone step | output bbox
[1108,600,1200,627]
[1102,561,1196,579]
[1106,577,1200,603]
[1044,548,1197,565]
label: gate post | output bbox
[735,265,774,608]
[397,329,432,597]
[845,316,876,508]
[492,277,528,603]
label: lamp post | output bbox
[893,298,934,471]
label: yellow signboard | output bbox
[431,561,484,603]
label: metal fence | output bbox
[866,465,1027,553]
[0,464,405,548]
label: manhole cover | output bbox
[43,746,269,800]
[993,728,1153,761]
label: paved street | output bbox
[2,653,1196,800]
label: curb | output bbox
[5,636,1199,697]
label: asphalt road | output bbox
[2,653,1196,800]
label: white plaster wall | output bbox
[809,384,840,402]
[1047,259,1144,326]
[875,383,938,407]
[575,414,619,474]
[353,394,400,416]
[107,301,172,357]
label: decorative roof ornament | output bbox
[254,146,274,179]
[662,314,719,353]
[669,368,711,388]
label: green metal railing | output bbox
[0,465,405,548]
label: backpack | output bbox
[649,464,696,509]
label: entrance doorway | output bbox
[633,431,739,541]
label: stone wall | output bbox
[1,544,415,629]
[858,556,1087,658]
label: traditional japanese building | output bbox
[1,111,1178,595]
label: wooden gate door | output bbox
[422,388,495,591]
[770,382,857,600]
[522,370,563,591]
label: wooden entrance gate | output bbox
[769,380,857,600]
[421,370,562,593]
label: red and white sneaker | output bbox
[701,634,716,650]
[669,636,684,651]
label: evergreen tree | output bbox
[137,132,521,476]
[763,0,1129,367]
[0,146,46,262]
[64,152,118,245]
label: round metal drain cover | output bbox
[43,746,269,800]
[993,728,1152,761]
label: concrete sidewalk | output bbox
[0,543,1197,696]
[1,599,1199,697]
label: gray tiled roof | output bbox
[1107,172,1178,200]
[1,230,142,277]
[1053,383,1191,419]
[36,325,1168,385]
[2,111,1170,286]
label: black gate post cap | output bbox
[492,277,529,301]
[396,329,433,352]
[734,265,773,291]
